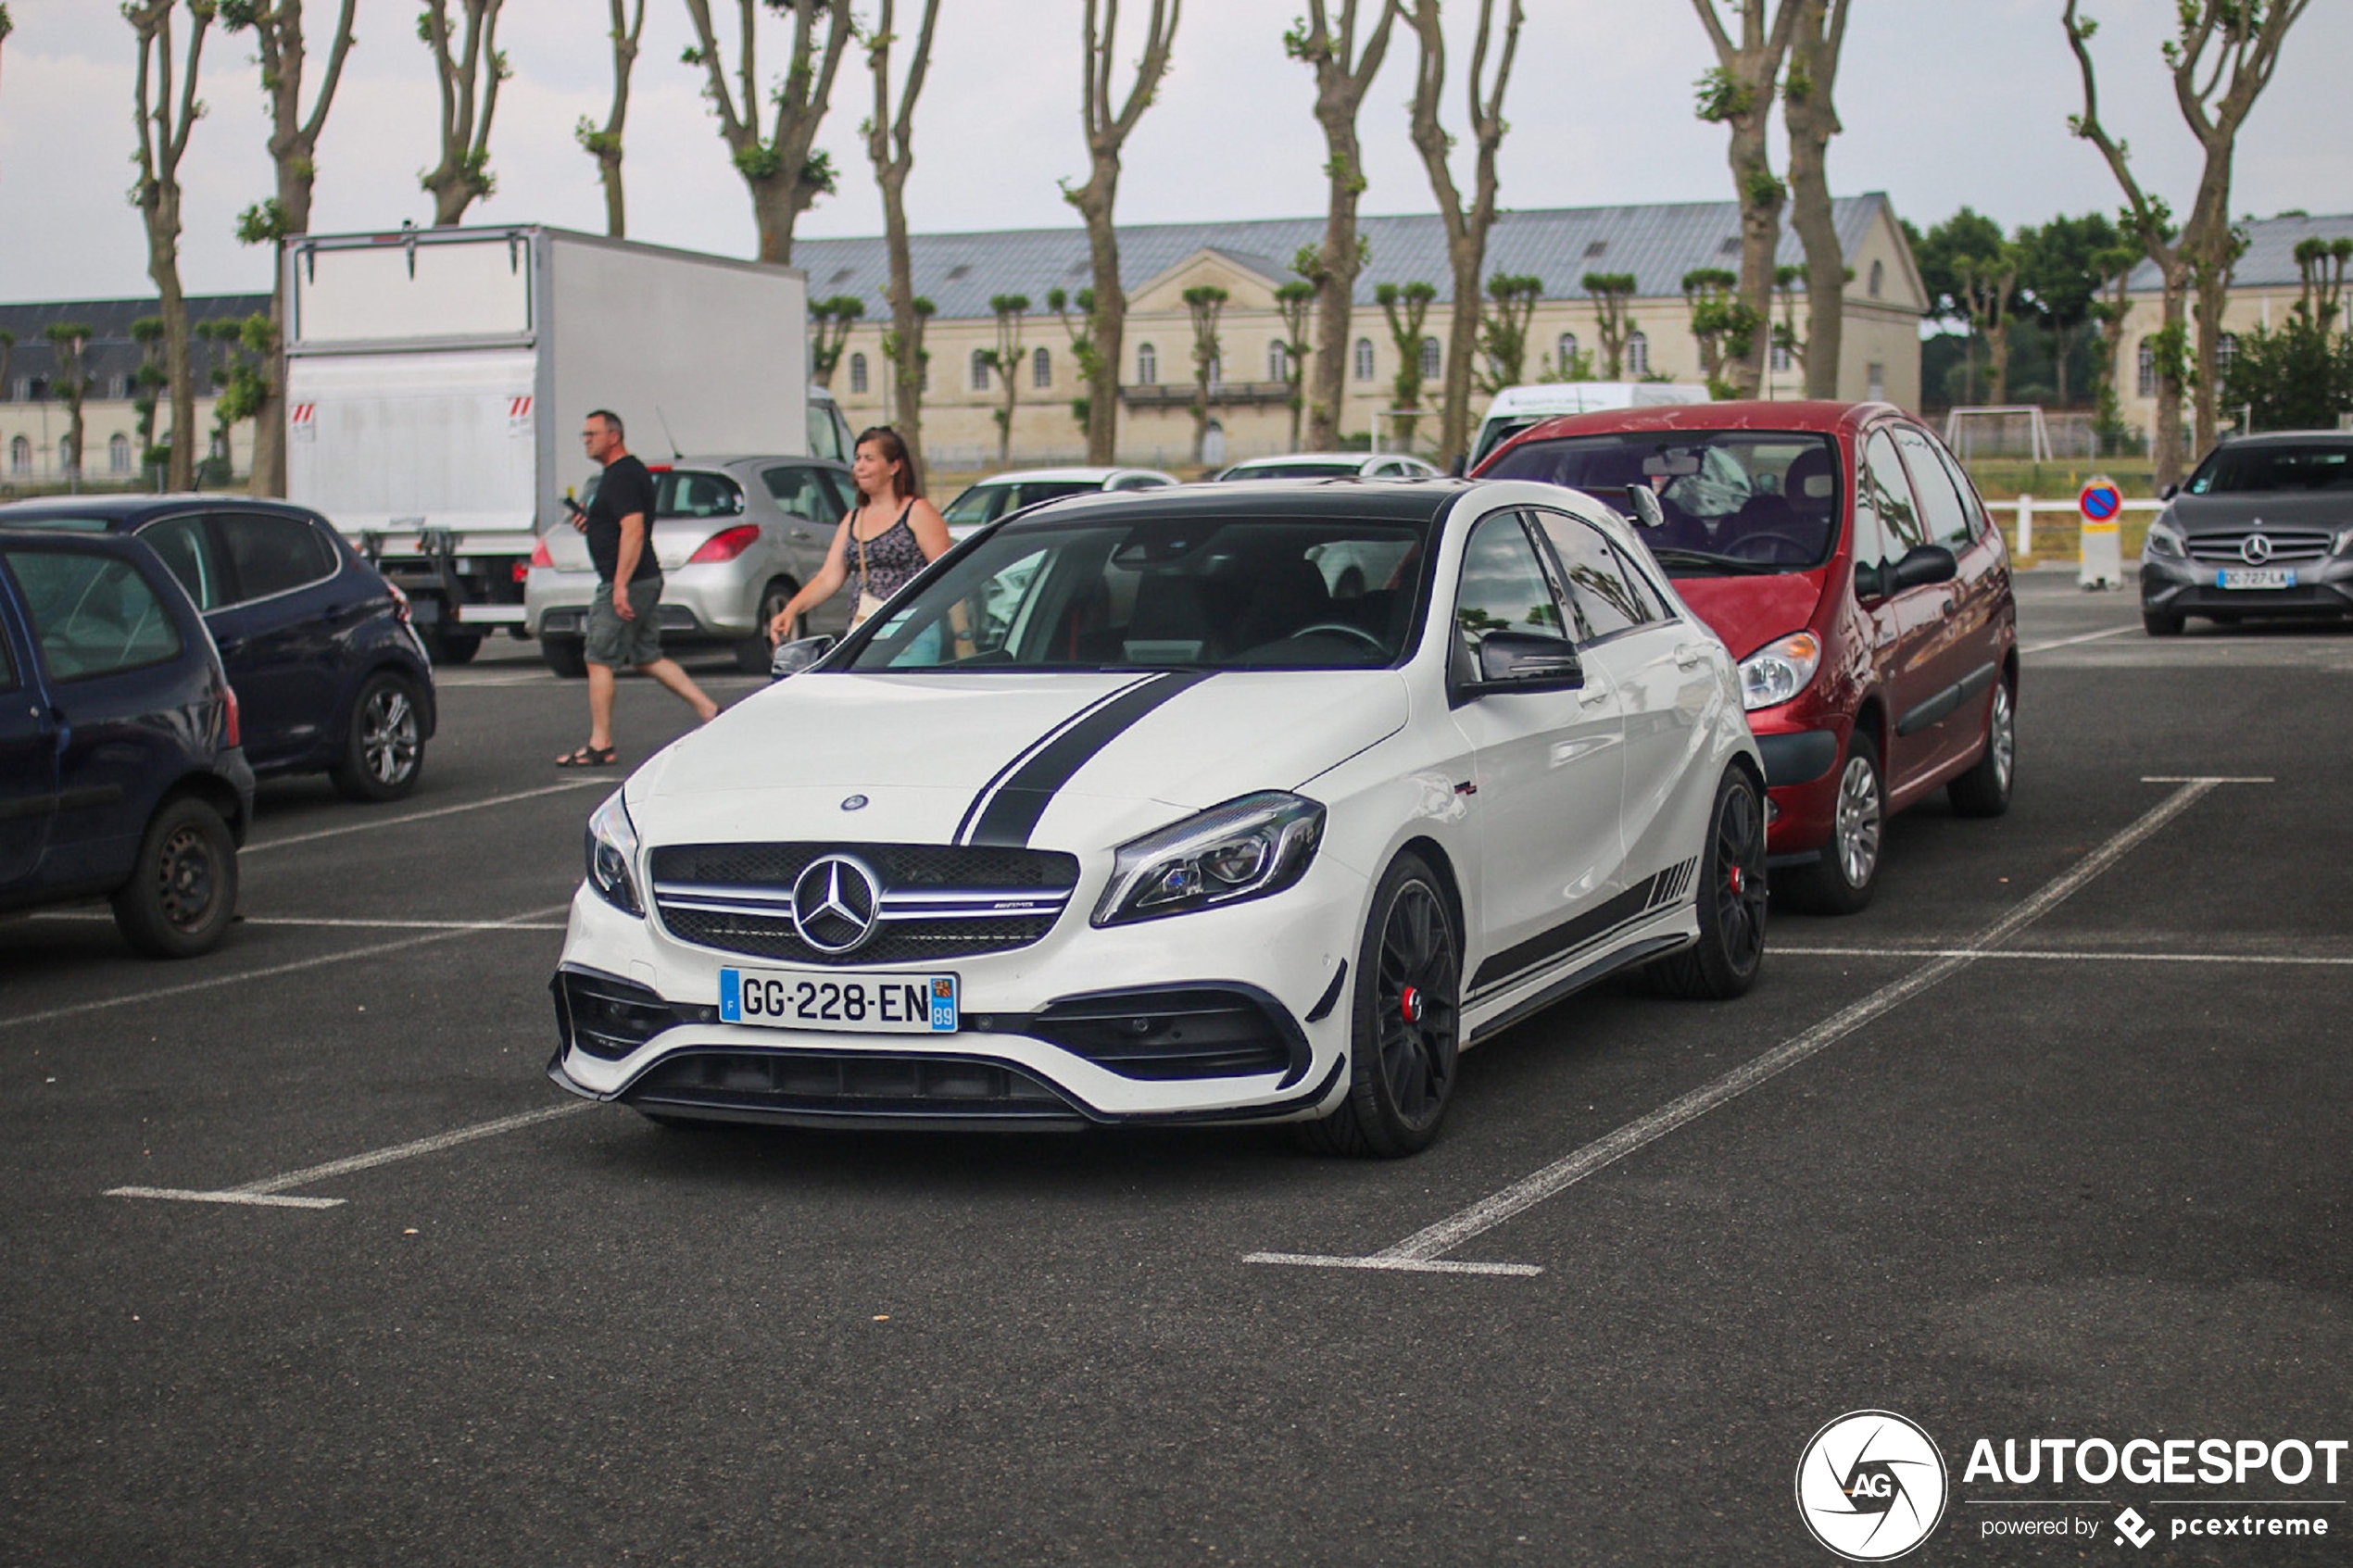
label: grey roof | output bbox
[795,196,1900,320]
[2127,212,2353,291]
[0,294,272,399]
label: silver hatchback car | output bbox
[525,456,857,675]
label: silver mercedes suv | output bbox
[2142,433,2353,634]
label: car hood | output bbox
[628,668,1411,851]
[2163,492,2349,535]
[1666,569,1831,661]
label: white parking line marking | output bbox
[1777,947,2353,967]
[107,1103,591,1210]
[0,904,570,1030]
[1249,776,2238,1278]
[245,781,605,853]
[2019,624,2140,655]
[1238,1253,1544,1277]
[2143,774,2274,783]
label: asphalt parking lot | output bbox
[5,575,2349,1566]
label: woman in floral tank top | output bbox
[768,426,954,641]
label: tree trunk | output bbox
[1726,116,1780,399]
[151,230,195,491]
[597,148,625,238]
[1306,135,1365,452]
[2152,273,2187,486]
[879,164,923,491]
[1439,239,1481,467]
[1783,0,1845,399]
[2190,249,2230,456]
[1986,318,2010,406]
[1076,164,1124,466]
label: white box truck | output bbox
[283,223,811,661]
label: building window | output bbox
[109,373,130,401]
[108,433,132,473]
[1869,259,1884,299]
[1867,362,1886,402]
[2218,332,2239,378]
[1770,339,1793,373]
[1419,337,1441,380]
[209,430,229,459]
[849,352,868,395]
[971,349,992,392]
[1033,345,1051,388]
[1137,343,1158,384]
[2137,337,2157,397]
[1556,332,1579,372]
[1354,337,1375,381]
[1626,329,1650,377]
[1267,341,1290,382]
[7,436,25,474]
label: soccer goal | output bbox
[1943,405,2055,463]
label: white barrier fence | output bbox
[2007,495,2163,558]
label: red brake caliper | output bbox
[1728,864,1745,895]
[1400,985,1422,1024]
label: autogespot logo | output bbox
[1796,1411,1950,1562]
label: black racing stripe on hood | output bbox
[963,671,1212,847]
[951,675,1160,846]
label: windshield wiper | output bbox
[1645,547,1780,576]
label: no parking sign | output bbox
[2079,473,2123,589]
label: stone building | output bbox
[0,295,269,494]
[796,194,1925,471]
[2116,211,2353,444]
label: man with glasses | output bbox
[557,409,719,766]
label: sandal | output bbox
[555,744,620,768]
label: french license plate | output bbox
[718,968,958,1034]
[2218,568,2296,589]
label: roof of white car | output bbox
[1223,453,1434,472]
[963,466,1176,485]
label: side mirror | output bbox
[1623,485,1667,530]
[769,633,837,681]
[1889,543,1959,591]
[1465,630,1585,696]
[2158,482,2180,501]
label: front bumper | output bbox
[1747,716,1848,860]
[526,562,762,642]
[547,847,1370,1127]
[2141,553,2353,617]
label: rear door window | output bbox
[136,514,230,610]
[217,512,338,604]
[4,548,183,680]
[1892,427,1973,548]
[762,466,840,523]
[1531,511,1655,643]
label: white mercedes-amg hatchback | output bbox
[548,479,1767,1155]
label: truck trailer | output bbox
[283,223,812,661]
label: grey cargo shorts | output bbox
[585,575,664,667]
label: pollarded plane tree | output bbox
[128,0,213,492]
[44,323,94,482]
[1046,286,1099,438]
[1400,0,1527,470]
[863,0,941,481]
[1274,277,1316,452]
[1477,272,1543,395]
[1586,270,1640,382]
[2063,0,2312,483]
[1285,0,1397,451]
[575,0,646,238]
[808,295,864,388]
[1781,0,1850,399]
[1181,284,1227,466]
[1376,280,1436,452]
[982,294,1030,467]
[682,0,854,265]
[196,313,273,476]
[221,0,359,495]
[1066,0,1182,466]
[418,0,507,227]
[1688,0,1803,399]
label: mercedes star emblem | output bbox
[2242,533,2273,564]
[791,854,881,954]
[840,794,869,811]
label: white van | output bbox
[1471,382,1711,470]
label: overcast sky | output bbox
[0,0,2346,305]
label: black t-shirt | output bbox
[585,454,661,583]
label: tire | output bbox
[330,671,428,803]
[111,796,238,960]
[2143,608,2184,637]
[736,578,799,673]
[428,627,483,665]
[1648,768,1769,999]
[1297,851,1463,1159]
[541,635,588,679]
[1780,737,1884,916]
[1947,677,2016,819]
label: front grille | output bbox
[623,1047,1086,1124]
[2186,526,2333,563]
[649,842,1080,966]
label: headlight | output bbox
[1738,630,1822,712]
[1092,792,1325,927]
[585,788,644,915]
[2145,519,2187,559]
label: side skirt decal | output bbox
[1467,855,1699,1000]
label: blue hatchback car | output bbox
[0,496,435,801]
[0,528,254,957]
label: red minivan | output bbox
[1477,401,2016,912]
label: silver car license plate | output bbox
[2217,568,2295,589]
[718,967,958,1033]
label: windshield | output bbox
[942,480,1104,527]
[1220,460,1362,481]
[1482,431,1842,572]
[2185,444,2353,494]
[842,514,1430,673]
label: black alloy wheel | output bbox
[111,796,239,959]
[1947,677,2015,818]
[1650,767,1768,999]
[1300,851,1462,1158]
[332,671,427,802]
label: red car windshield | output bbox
[1483,431,1842,574]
